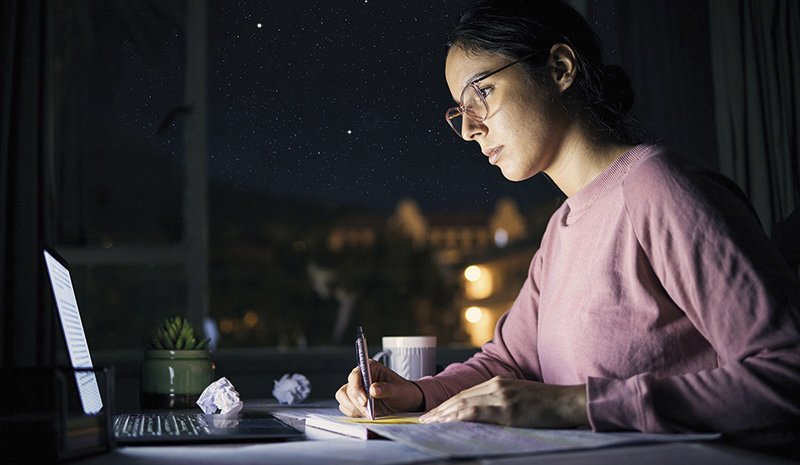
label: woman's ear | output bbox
[547,43,577,93]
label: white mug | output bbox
[372,336,437,381]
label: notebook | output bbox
[43,246,304,445]
[305,412,421,440]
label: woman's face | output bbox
[445,46,566,182]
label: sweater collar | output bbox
[564,144,655,218]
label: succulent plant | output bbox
[149,316,210,350]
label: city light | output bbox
[243,311,259,328]
[463,306,495,346]
[464,264,493,300]
[464,265,482,282]
[219,319,234,335]
[494,228,509,248]
[465,306,483,323]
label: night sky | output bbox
[203,0,558,214]
[68,0,717,240]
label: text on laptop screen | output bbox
[44,249,104,415]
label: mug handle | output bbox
[372,349,391,364]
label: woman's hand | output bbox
[335,359,425,418]
[419,376,589,428]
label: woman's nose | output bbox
[461,115,486,140]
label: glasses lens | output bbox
[446,85,488,138]
[462,85,487,120]
[446,108,465,137]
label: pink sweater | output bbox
[416,144,800,439]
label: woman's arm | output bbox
[336,245,549,419]
[592,158,800,440]
[415,248,547,410]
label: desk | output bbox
[69,400,798,465]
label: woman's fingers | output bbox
[421,378,589,428]
[340,366,370,417]
[336,361,427,418]
[346,366,366,401]
[420,393,481,422]
[421,377,504,422]
[336,367,369,417]
[335,383,361,417]
[421,391,498,423]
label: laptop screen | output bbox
[43,248,104,415]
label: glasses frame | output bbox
[445,52,540,139]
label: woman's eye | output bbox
[478,86,493,98]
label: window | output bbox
[48,1,194,349]
[47,1,560,352]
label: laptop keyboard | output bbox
[114,413,210,438]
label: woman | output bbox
[336,0,800,449]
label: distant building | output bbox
[389,197,527,265]
[326,212,383,251]
[329,197,529,265]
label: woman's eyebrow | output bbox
[451,68,494,103]
[463,69,492,87]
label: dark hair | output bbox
[447,0,647,145]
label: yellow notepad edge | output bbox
[343,415,421,424]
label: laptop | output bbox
[43,246,305,445]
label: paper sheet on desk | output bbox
[114,440,435,465]
[366,421,720,459]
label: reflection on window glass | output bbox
[49,1,562,350]
[51,1,186,247]
[70,264,187,350]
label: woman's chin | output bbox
[497,165,529,182]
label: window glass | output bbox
[51,1,186,247]
[48,1,561,351]
[70,264,187,349]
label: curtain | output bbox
[0,0,53,366]
[709,0,800,233]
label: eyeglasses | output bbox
[445,52,539,139]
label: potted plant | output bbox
[140,316,216,409]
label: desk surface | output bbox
[69,400,798,465]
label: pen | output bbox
[355,325,374,420]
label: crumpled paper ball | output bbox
[272,373,311,405]
[196,377,243,414]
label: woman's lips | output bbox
[483,146,504,165]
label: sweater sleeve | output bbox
[587,158,800,440]
[415,248,545,411]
